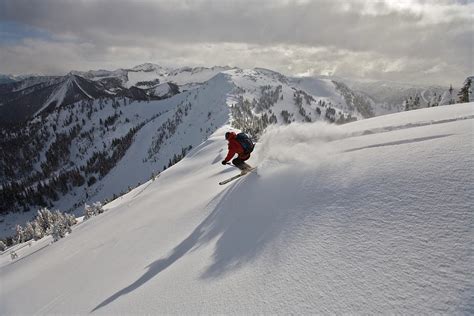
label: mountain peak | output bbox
[130,63,164,72]
[65,72,79,79]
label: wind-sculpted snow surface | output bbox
[0,103,472,314]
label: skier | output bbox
[221,131,254,172]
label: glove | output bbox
[221,160,227,165]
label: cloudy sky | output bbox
[0,0,472,86]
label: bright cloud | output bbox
[0,0,472,85]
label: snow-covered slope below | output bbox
[1,103,472,314]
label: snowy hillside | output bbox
[0,74,135,125]
[0,73,234,236]
[0,66,358,237]
[291,76,375,117]
[1,103,472,314]
[1,63,228,125]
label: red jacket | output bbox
[224,132,248,162]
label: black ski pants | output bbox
[232,154,250,170]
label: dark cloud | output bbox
[0,0,472,85]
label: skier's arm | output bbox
[224,145,236,163]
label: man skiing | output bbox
[221,131,254,173]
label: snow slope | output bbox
[1,67,354,238]
[1,102,472,314]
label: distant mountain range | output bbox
[0,63,458,126]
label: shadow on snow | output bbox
[91,133,455,312]
[92,171,298,312]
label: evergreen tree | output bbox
[458,77,472,103]
[36,208,54,234]
[24,222,35,241]
[65,213,77,227]
[84,201,104,220]
[93,202,104,215]
[84,203,95,220]
[32,221,45,240]
[14,225,24,244]
[52,211,65,240]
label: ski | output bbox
[219,167,257,185]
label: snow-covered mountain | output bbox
[0,64,463,239]
[1,103,472,314]
[0,64,457,126]
[0,71,179,126]
[0,74,17,84]
[74,63,232,91]
[0,73,45,85]
[0,64,234,126]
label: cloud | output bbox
[0,0,472,85]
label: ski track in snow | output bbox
[0,103,473,314]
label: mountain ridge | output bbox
[0,64,459,126]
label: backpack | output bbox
[235,132,255,154]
